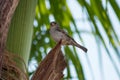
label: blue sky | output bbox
[29,0,120,80]
[64,0,120,80]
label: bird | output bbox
[50,22,88,53]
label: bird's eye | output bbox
[52,22,56,25]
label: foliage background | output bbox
[28,0,120,80]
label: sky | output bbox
[65,0,120,80]
[29,0,120,80]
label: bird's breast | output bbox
[50,29,64,42]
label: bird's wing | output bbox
[56,28,75,41]
[56,28,67,35]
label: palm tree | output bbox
[6,0,120,80]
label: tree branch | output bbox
[32,40,67,80]
[0,0,19,77]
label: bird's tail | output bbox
[71,40,88,53]
[75,43,88,53]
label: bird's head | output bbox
[50,22,59,28]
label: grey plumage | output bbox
[50,22,87,53]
